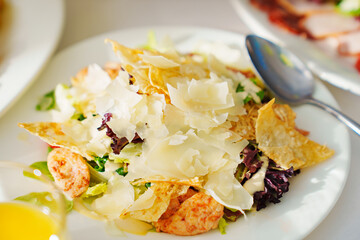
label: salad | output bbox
[18,33,334,236]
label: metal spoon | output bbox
[245,34,360,136]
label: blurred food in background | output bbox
[250,0,360,73]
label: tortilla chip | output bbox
[273,103,296,128]
[103,62,123,80]
[255,99,334,170]
[148,65,169,94]
[124,183,189,222]
[231,103,296,140]
[18,122,93,160]
[132,176,204,189]
[105,39,143,64]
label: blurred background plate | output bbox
[230,0,360,96]
[0,0,64,118]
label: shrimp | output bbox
[47,147,90,199]
[154,191,224,236]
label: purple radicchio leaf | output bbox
[242,145,262,174]
[223,207,243,222]
[254,165,300,211]
[97,113,143,154]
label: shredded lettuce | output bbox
[15,191,73,213]
[82,183,107,198]
[93,156,109,172]
[218,217,228,234]
[86,162,109,184]
[141,30,157,51]
[133,184,148,200]
[115,167,128,176]
[112,143,142,163]
[23,161,54,181]
[36,90,56,111]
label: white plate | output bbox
[0,27,350,240]
[0,0,64,118]
[230,0,360,96]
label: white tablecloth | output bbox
[53,0,360,239]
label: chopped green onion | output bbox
[115,167,128,176]
[236,83,244,92]
[256,90,265,101]
[243,95,252,104]
[145,182,151,188]
[72,113,86,121]
[93,156,108,172]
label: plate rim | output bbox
[0,0,65,118]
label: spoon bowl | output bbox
[246,34,360,136]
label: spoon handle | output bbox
[306,98,360,136]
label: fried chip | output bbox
[105,39,143,64]
[132,176,204,189]
[124,183,189,222]
[231,103,297,140]
[18,122,93,160]
[273,103,296,128]
[103,62,123,80]
[231,103,260,140]
[255,99,334,170]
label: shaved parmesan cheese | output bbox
[204,161,253,211]
[128,188,156,212]
[82,64,112,93]
[198,129,248,159]
[92,175,134,219]
[127,183,189,222]
[164,104,188,134]
[96,75,142,117]
[188,76,229,105]
[168,132,188,145]
[168,76,234,112]
[141,53,179,68]
[142,130,228,179]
